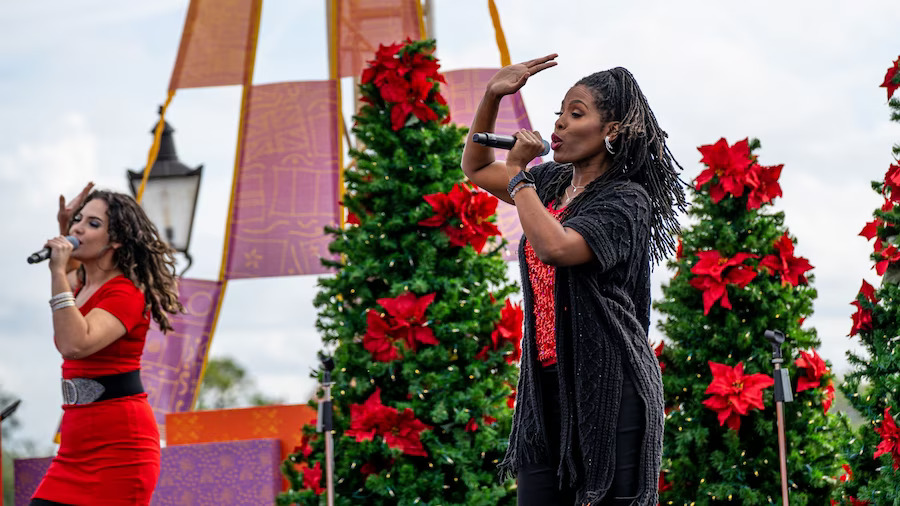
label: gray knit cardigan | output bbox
[499,162,665,506]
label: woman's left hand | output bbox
[507,128,546,173]
[45,235,75,273]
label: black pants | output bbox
[517,365,644,506]
[30,500,72,506]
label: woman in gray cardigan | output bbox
[461,54,686,506]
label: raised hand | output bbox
[486,54,558,98]
[58,182,94,234]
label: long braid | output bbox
[77,191,184,332]
[556,68,687,263]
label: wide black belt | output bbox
[61,370,144,405]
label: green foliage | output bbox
[195,356,282,410]
[279,39,519,505]
[655,139,851,505]
[835,68,900,504]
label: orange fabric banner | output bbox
[168,0,262,90]
[337,0,422,78]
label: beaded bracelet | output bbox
[509,182,536,199]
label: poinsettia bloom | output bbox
[873,239,900,275]
[874,406,900,470]
[465,417,478,432]
[702,361,775,431]
[360,42,404,86]
[302,461,325,495]
[838,463,853,483]
[794,349,827,392]
[492,299,524,364]
[849,280,877,337]
[883,163,900,201]
[848,497,872,506]
[507,386,517,409]
[880,56,900,100]
[823,381,835,414]
[420,184,501,253]
[758,232,813,287]
[745,163,783,210]
[658,471,673,492]
[695,138,755,203]
[483,415,497,425]
[377,292,438,351]
[859,218,882,241]
[383,408,430,456]
[653,340,666,373]
[363,309,402,362]
[346,388,391,442]
[295,432,315,458]
[689,251,758,315]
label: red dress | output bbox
[33,275,161,505]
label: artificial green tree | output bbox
[278,39,520,505]
[654,138,851,505]
[836,55,900,505]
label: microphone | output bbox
[472,132,551,156]
[28,236,80,264]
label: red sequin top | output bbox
[524,201,566,367]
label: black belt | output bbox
[61,370,144,405]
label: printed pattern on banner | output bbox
[337,0,422,78]
[169,0,260,90]
[225,81,340,279]
[443,68,542,260]
[140,278,223,431]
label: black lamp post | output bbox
[127,108,203,275]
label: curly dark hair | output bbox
[546,67,688,263]
[73,190,184,332]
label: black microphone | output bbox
[472,132,551,156]
[28,236,80,264]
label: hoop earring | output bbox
[605,136,615,155]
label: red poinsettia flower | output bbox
[377,292,438,352]
[745,163,784,210]
[880,56,900,100]
[874,406,900,470]
[860,217,882,241]
[483,415,497,426]
[882,163,900,201]
[360,42,405,86]
[695,138,755,203]
[758,232,813,287]
[477,299,524,364]
[873,239,900,275]
[849,279,878,337]
[383,407,430,457]
[507,385,517,409]
[465,417,479,432]
[823,381,835,414]
[420,183,501,253]
[794,349,827,392]
[294,431,315,458]
[363,309,402,362]
[702,361,774,431]
[838,463,853,483]
[653,340,666,373]
[689,250,758,315]
[346,387,390,442]
[848,497,872,506]
[302,461,325,495]
[658,471,673,493]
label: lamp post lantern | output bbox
[127,108,203,275]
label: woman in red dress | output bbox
[31,184,183,505]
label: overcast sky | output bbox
[1,0,899,450]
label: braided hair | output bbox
[75,190,184,332]
[546,67,687,263]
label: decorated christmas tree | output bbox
[278,39,520,505]
[654,138,851,504]
[835,56,900,505]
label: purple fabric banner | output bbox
[14,457,52,506]
[14,440,281,505]
[140,278,223,432]
[225,81,340,278]
[152,439,281,504]
[443,68,541,260]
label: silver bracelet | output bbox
[52,299,76,311]
[509,182,536,199]
[49,292,75,305]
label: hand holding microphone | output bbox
[28,236,80,264]
[472,132,551,156]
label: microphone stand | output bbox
[316,354,336,506]
[764,330,792,506]
[1,399,21,502]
